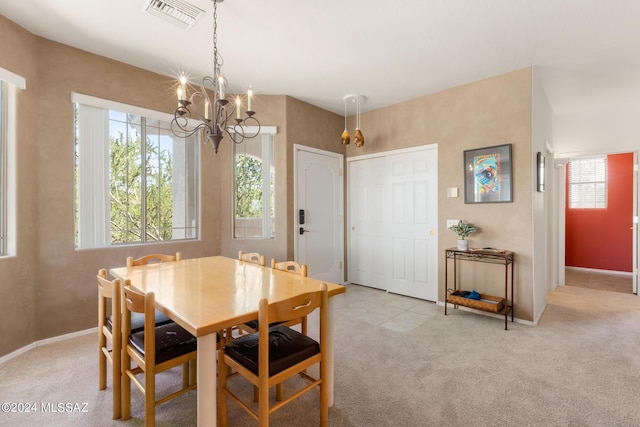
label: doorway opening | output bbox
[563,152,635,295]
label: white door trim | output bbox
[347,143,438,162]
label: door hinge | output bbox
[340,261,343,270]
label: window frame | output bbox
[0,80,5,255]
[233,127,277,240]
[568,156,608,209]
[73,93,201,249]
[0,69,25,257]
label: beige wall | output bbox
[345,68,535,321]
[0,15,345,357]
[0,14,538,358]
[0,15,39,353]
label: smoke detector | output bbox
[144,0,205,30]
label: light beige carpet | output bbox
[2,284,640,426]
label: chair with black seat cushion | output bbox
[243,259,309,335]
[271,258,308,277]
[97,268,122,419]
[239,250,266,266]
[218,283,328,427]
[121,285,200,427]
[270,259,308,335]
[237,251,267,336]
[126,252,183,267]
[123,252,181,331]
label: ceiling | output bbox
[2,0,640,116]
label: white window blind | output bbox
[73,93,200,249]
[0,72,23,257]
[569,157,607,209]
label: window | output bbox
[234,128,276,238]
[0,81,5,255]
[0,69,23,257]
[74,94,199,249]
[569,157,607,209]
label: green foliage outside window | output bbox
[109,130,174,244]
[235,154,263,218]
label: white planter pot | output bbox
[457,239,468,250]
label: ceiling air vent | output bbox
[144,0,205,30]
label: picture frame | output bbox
[537,151,545,192]
[464,143,513,203]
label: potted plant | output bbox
[448,220,478,250]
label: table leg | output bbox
[327,297,336,406]
[197,333,217,427]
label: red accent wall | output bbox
[565,153,633,272]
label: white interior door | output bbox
[348,156,387,290]
[294,145,344,283]
[348,145,438,301]
[634,152,638,294]
[386,150,438,300]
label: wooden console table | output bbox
[444,248,514,330]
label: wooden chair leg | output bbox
[99,346,107,390]
[259,368,269,427]
[182,363,189,388]
[189,360,197,386]
[112,349,121,419]
[121,359,131,420]
[145,366,156,427]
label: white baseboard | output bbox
[566,266,633,276]
[0,327,97,365]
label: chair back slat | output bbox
[239,251,266,266]
[264,288,323,326]
[271,259,308,277]
[126,252,182,267]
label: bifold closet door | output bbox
[349,146,438,301]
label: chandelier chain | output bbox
[213,0,219,77]
[170,0,260,153]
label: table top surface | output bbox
[110,255,345,337]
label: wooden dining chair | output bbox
[97,268,122,419]
[121,285,201,427]
[124,252,182,331]
[241,258,309,336]
[271,258,308,277]
[126,251,183,267]
[271,259,309,334]
[236,251,268,338]
[238,250,266,266]
[218,283,329,427]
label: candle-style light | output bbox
[170,0,260,153]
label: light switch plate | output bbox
[447,219,460,228]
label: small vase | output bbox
[457,239,468,250]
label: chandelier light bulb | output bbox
[169,0,260,153]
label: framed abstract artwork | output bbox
[464,143,513,204]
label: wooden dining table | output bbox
[110,255,345,427]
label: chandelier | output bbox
[171,0,260,153]
[341,94,365,147]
